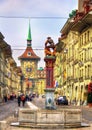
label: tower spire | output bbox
[27,19,32,47]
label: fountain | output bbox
[11,37,88,129]
[44,37,56,110]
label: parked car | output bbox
[56,96,68,105]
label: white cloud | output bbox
[0,0,78,67]
[0,0,78,17]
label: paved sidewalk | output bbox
[6,123,92,130]
[1,117,91,129]
[1,99,92,130]
[4,108,92,130]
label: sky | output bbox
[0,0,78,68]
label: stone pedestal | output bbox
[44,88,56,109]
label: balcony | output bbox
[4,79,8,86]
[79,77,83,82]
[67,76,74,81]
[78,61,84,67]
[74,78,78,83]
[84,76,90,80]
[73,59,79,65]
[84,59,91,63]
[63,81,66,85]
[67,56,74,62]
[62,55,66,62]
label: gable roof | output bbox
[18,46,40,60]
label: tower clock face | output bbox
[26,67,32,72]
[23,61,35,78]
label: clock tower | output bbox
[18,22,40,93]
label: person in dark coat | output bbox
[17,95,21,107]
[21,94,25,107]
[4,95,7,102]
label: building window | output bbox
[85,33,86,44]
[88,65,90,78]
[82,35,83,45]
[88,31,90,41]
[80,36,81,46]
[85,66,87,78]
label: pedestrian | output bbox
[7,94,10,100]
[21,94,25,107]
[25,94,29,101]
[67,96,70,105]
[4,95,7,102]
[17,94,21,107]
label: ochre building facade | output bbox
[54,0,92,105]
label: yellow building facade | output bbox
[55,2,92,105]
[0,32,20,102]
[37,67,46,95]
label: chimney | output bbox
[78,0,85,12]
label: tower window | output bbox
[27,52,31,56]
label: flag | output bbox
[54,81,58,87]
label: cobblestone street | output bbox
[0,99,25,121]
[0,97,92,130]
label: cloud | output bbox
[0,0,78,17]
[0,0,78,67]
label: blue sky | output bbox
[0,0,78,67]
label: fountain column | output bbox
[44,37,56,109]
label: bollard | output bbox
[14,109,19,118]
[0,121,7,130]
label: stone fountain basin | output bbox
[18,102,82,128]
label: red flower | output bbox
[88,82,92,93]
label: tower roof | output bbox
[27,21,32,41]
[18,47,40,60]
[18,22,40,61]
